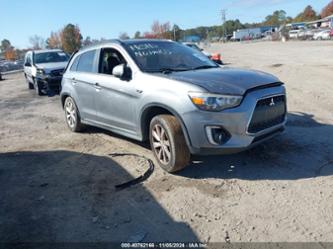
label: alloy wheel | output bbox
[65,99,76,128]
[152,124,171,165]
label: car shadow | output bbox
[0,150,198,243]
[85,126,151,150]
[179,112,333,180]
[75,111,333,181]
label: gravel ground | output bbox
[0,41,333,243]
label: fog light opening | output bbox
[206,126,230,145]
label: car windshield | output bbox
[34,51,69,64]
[124,41,218,72]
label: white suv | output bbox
[24,49,69,95]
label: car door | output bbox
[24,53,33,82]
[93,47,140,134]
[69,49,98,121]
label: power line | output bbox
[221,9,227,40]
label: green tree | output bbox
[222,19,245,35]
[0,39,11,52]
[61,24,82,54]
[263,10,288,26]
[134,31,141,39]
[172,24,181,41]
[119,32,130,40]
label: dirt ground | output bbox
[0,41,333,243]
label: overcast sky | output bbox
[0,0,329,48]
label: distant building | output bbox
[287,14,333,30]
[232,26,278,41]
[306,14,333,29]
[183,35,201,43]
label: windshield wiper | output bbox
[191,65,219,70]
[147,68,189,74]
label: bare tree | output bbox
[29,35,45,50]
[321,0,333,18]
[151,20,171,39]
[46,31,62,49]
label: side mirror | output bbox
[112,64,132,81]
[212,59,223,65]
[112,64,124,78]
[24,62,31,67]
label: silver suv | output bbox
[61,39,287,172]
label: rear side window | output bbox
[76,50,96,73]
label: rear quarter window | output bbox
[76,50,96,73]
[70,55,80,71]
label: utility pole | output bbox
[221,9,227,42]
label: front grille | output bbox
[248,95,286,133]
[50,69,64,77]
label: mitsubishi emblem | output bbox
[269,98,275,106]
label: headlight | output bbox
[36,68,45,75]
[189,92,242,112]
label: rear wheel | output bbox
[64,97,85,132]
[149,115,190,173]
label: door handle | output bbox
[71,78,77,85]
[95,82,102,90]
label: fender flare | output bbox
[139,102,193,148]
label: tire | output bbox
[64,96,85,132]
[149,114,190,173]
[34,78,43,96]
[25,74,34,89]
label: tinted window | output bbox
[70,55,80,71]
[123,41,217,72]
[77,50,96,73]
[34,52,69,64]
[26,54,32,64]
[98,48,127,75]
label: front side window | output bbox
[98,48,127,75]
[26,54,32,64]
[77,50,96,73]
[123,41,217,72]
[34,51,69,64]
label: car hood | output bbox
[35,62,68,72]
[157,67,280,95]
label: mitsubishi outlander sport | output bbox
[60,39,287,172]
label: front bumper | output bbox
[182,85,287,155]
[36,76,62,92]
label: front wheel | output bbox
[34,78,43,96]
[25,74,34,89]
[149,115,190,173]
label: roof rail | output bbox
[80,39,123,50]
